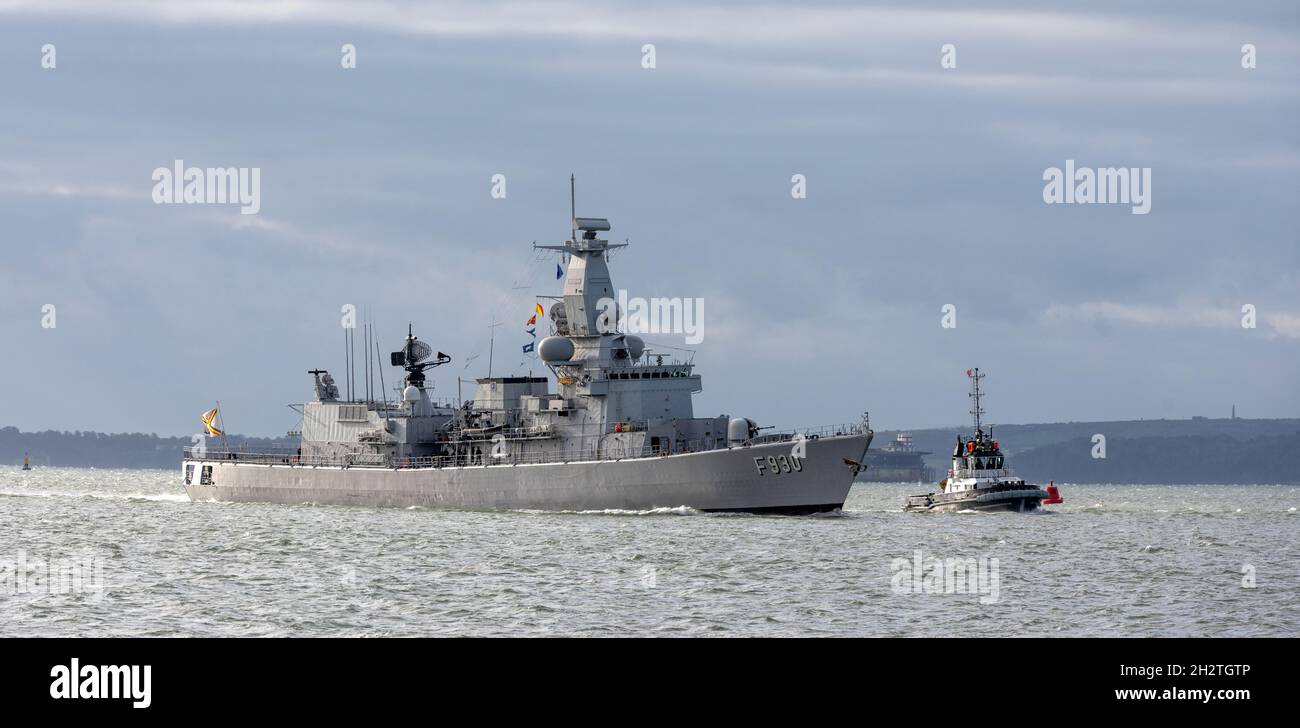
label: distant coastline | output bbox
[1,427,293,471]
[4,418,1298,484]
[875,417,1300,485]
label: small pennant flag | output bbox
[556,263,563,280]
[200,407,223,436]
[535,302,545,318]
[965,369,973,377]
[522,342,535,354]
[526,314,536,326]
[526,328,536,337]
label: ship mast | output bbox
[968,367,985,437]
[534,176,626,339]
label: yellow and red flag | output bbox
[200,407,223,436]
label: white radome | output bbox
[538,336,575,362]
[625,335,645,359]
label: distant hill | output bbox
[875,418,1300,484]
[0,427,293,470]
[1010,432,1299,485]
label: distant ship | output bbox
[183,196,873,514]
[904,369,1052,513]
[21,453,31,471]
[861,433,933,482]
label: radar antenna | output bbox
[389,324,450,389]
[534,176,627,256]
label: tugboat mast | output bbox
[968,367,985,437]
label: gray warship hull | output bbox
[184,432,871,514]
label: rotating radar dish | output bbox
[406,338,433,363]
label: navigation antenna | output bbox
[967,367,985,436]
[486,318,502,379]
[570,173,577,245]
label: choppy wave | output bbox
[0,489,188,503]
[2,472,1297,638]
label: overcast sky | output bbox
[1,0,1297,437]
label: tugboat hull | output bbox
[904,487,1047,513]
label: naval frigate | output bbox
[183,214,873,514]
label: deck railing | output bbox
[182,422,869,470]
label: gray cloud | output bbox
[1,0,1296,436]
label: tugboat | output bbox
[904,368,1052,513]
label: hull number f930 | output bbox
[754,455,802,475]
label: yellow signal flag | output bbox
[200,407,223,436]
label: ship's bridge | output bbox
[605,363,694,380]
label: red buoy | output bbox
[1042,480,1063,504]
